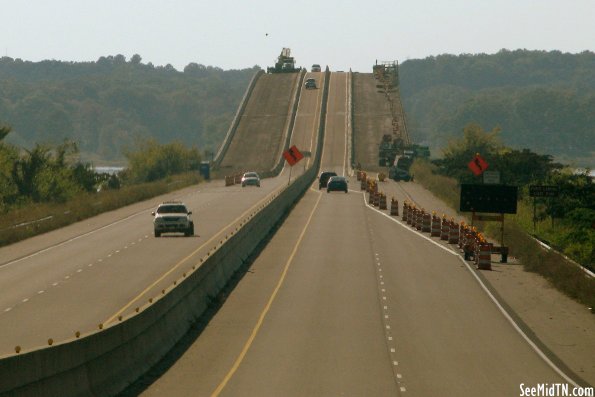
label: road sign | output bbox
[468,154,489,176]
[460,184,518,214]
[483,170,500,184]
[529,185,559,198]
[283,145,304,166]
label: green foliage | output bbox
[400,50,595,166]
[0,55,259,161]
[124,139,202,183]
[436,123,502,184]
[0,125,19,211]
[434,123,565,188]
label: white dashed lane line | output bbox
[2,238,146,317]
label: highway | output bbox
[135,72,569,396]
[1,70,589,396]
[0,72,306,356]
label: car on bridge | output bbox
[152,201,194,237]
[326,176,348,193]
[311,64,321,72]
[241,172,261,187]
[304,78,317,89]
[318,171,337,189]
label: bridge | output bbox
[0,67,593,396]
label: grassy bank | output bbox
[410,160,595,310]
[0,172,201,247]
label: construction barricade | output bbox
[440,215,449,240]
[234,173,242,184]
[422,211,432,233]
[416,209,423,231]
[225,176,234,186]
[431,212,441,237]
[390,197,399,216]
[458,223,467,249]
[379,193,387,210]
[476,242,492,270]
[448,219,460,245]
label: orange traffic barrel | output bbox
[379,193,387,210]
[422,211,431,233]
[431,213,441,237]
[390,197,399,216]
[477,243,492,270]
[448,219,460,244]
[440,215,449,240]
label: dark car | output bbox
[305,78,317,89]
[327,176,348,193]
[388,167,412,182]
[318,171,337,189]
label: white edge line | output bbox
[361,193,581,387]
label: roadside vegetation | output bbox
[410,123,594,309]
[0,124,202,247]
[400,49,595,168]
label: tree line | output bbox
[0,55,258,162]
[400,49,595,166]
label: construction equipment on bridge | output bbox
[374,60,430,180]
[267,48,300,73]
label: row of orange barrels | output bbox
[367,191,505,270]
[225,173,244,186]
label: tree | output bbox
[434,123,502,183]
[130,54,142,65]
[124,139,202,182]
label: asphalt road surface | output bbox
[136,72,570,397]
[0,72,303,356]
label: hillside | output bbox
[0,55,258,163]
[399,49,595,167]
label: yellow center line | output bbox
[103,185,286,326]
[210,190,323,397]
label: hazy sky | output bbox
[1,0,594,72]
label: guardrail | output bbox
[0,67,331,397]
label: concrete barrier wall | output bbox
[0,67,331,397]
[213,70,264,168]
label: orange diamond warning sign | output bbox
[468,154,489,176]
[283,145,304,166]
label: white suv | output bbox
[152,201,194,237]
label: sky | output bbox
[1,0,594,72]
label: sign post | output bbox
[529,185,560,232]
[282,145,304,185]
[460,184,518,262]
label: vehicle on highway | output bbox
[304,78,317,89]
[152,201,194,237]
[241,172,261,187]
[318,171,337,189]
[311,64,321,72]
[326,176,348,193]
[388,166,413,182]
